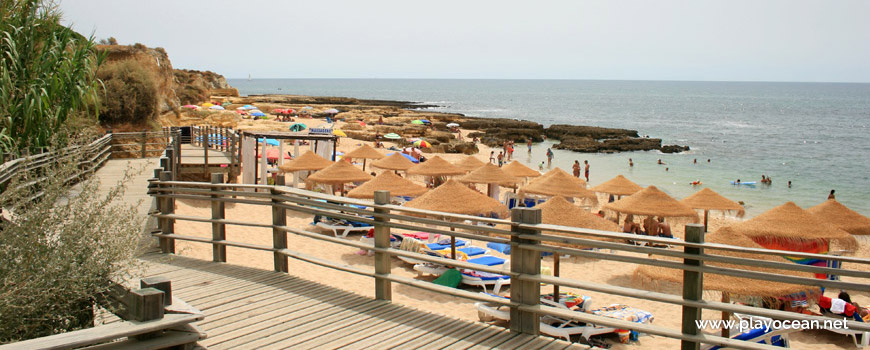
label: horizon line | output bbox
[224,77,870,84]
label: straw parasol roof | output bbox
[807,199,870,236]
[403,180,509,218]
[307,160,373,184]
[518,168,597,201]
[680,187,745,217]
[537,196,619,249]
[343,144,385,160]
[454,156,487,172]
[604,186,699,220]
[458,163,521,185]
[502,160,541,178]
[730,201,858,251]
[406,156,466,176]
[278,151,333,173]
[590,175,643,196]
[371,152,415,171]
[346,171,429,199]
[634,226,822,302]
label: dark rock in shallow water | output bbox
[660,144,691,153]
[553,137,662,153]
[544,124,639,140]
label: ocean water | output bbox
[229,79,870,217]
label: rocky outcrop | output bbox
[98,44,179,115]
[660,144,690,153]
[544,124,638,140]
[174,69,238,104]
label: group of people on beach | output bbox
[572,160,589,181]
[622,214,674,238]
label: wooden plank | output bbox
[535,340,578,350]
[440,325,509,350]
[416,323,496,350]
[385,317,473,350]
[486,333,540,350]
[195,283,332,323]
[464,328,517,350]
[210,299,388,349]
[267,304,413,350]
[172,273,292,304]
[305,307,427,349]
[351,309,456,350]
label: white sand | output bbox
[168,133,865,349]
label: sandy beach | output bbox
[161,116,869,350]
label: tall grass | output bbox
[0,0,103,156]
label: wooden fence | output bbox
[107,129,176,159]
[145,144,870,350]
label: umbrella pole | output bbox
[553,254,560,299]
[704,210,709,232]
[721,292,731,338]
[363,159,367,171]
[448,216,456,260]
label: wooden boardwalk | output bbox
[179,144,233,165]
[139,252,585,350]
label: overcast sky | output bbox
[59,0,870,82]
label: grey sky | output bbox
[60,0,870,82]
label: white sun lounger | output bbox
[313,221,372,238]
[475,295,612,342]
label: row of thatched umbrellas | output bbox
[276,144,870,335]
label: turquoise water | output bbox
[229,79,870,217]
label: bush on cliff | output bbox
[97,60,159,124]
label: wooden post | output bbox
[159,171,175,254]
[509,207,542,335]
[373,190,392,301]
[159,157,169,176]
[704,210,709,233]
[272,177,288,272]
[130,288,164,321]
[151,168,162,214]
[165,149,174,177]
[140,277,172,306]
[203,127,209,178]
[141,131,147,158]
[553,254,560,300]
[211,173,226,263]
[681,223,705,350]
[721,292,731,338]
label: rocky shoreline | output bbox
[223,94,690,154]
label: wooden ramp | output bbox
[139,252,585,350]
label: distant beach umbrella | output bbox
[333,129,347,137]
[807,199,870,236]
[501,161,541,179]
[289,123,307,132]
[679,187,745,231]
[411,120,425,125]
[458,163,520,186]
[519,168,597,204]
[243,104,256,110]
[302,106,314,110]
[446,122,460,128]
[278,150,333,173]
[221,101,231,107]
[209,105,225,110]
[258,148,291,161]
[383,133,402,140]
[257,138,280,146]
[358,121,367,126]
[236,106,246,110]
[324,108,339,114]
[202,102,214,107]
[251,111,266,117]
[272,108,285,114]
[407,156,466,177]
[373,152,418,171]
[604,185,696,220]
[182,104,200,109]
[728,202,857,253]
[344,144,385,171]
[412,140,431,148]
[590,175,643,197]
[347,171,429,199]
[404,179,509,218]
[453,156,486,172]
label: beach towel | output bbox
[399,238,424,253]
[467,256,506,266]
[590,304,654,324]
[432,269,462,288]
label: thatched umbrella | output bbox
[343,144,385,171]
[634,226,822,336]
[729,201,858,253]
[807,199,870,236]
[407,156,466,177]
[307,160,373,196]
[680,187,745,232]
[454,156,486,173]
[278,150,333,173]
[404,179,510,258]
[518,168,598,205]
[537,196,619,298]
[458,163,521,198]
[502,160,541,179]
[604,185,699,224]
[346,171,428,199]
[590,175,642,197]
[371,152,415,172]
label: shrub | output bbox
[96,60,159,124]
[0,148,144,342]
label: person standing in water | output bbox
[527,138,533,152]
[629,158,634,167]
[828,189,836,199]
[584,160,590,182]
[572,160,581,177]
[546,148,554,167]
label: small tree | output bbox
[0,149,145,342]
[96,60,159,125]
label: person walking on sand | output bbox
[527,138,533,153]
[497,151,504,167]
[584,160,590,182]
[572,160,581,177]
[489,151,496,164]
[828,189,836,200]
[546,148,554,167]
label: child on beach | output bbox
[546,148,554,167]
[539,161,544,171]
[489,151,495,164]
[497,152,504,167]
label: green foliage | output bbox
[0,146,143,342]
[0,0,103,156]
[96,60,159,124]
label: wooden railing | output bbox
[0,277,205,350]
[0,134,112,202]
[107,129,177,159]
[145,149,870,350]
